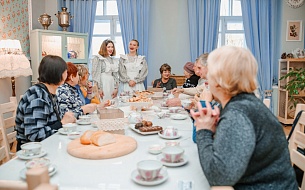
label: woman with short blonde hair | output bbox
[207,47,257,97]
[191,46,298,189]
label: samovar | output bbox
[38,13,53,30]
[55,7,73,31]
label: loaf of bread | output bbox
[80,130,116,146]
[90,131,116,147]
[80,130,95,145]
[139,126,163,132]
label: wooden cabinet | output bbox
[30,29,88,84]
[278,59,305,124]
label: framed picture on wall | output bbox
[286,20,302,41]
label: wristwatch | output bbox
[286,0,305,8]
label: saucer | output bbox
[20,164,57,180]
[76,120,91,125]
[131,168,168,186]
[58,128,70,135]
[16,149,47,160]
[158,131,181,140]
[170,114,188,120]
[157,154,188,167]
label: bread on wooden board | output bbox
[80,130,116,146]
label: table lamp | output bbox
[0,39,33,96]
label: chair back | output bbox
[0,97,17,163]
[289,103,305,190]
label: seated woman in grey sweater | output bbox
[191,46,298,190]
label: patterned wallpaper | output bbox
[0,0,30,57]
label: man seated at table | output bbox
[167,53,209,107]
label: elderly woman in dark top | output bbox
[191,46,298,189]
[182,62,200,88]
[56,62,97,119]
[153,63,177,90]
[15,55,76,150]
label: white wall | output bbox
[281,1,305,53]
[147,0,191,86]
[32,0,58,30]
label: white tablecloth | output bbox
[0,105,210,190]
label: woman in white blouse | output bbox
[118,39,148,94]
[92,39,119,100]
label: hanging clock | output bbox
[286,0,305,8]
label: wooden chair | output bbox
[289,103,305,190]
[0,167,58,190]
[0,97,18,163]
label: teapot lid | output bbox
[40,13,51,18]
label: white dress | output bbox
[118,55,148,94]
[92,55,119,100]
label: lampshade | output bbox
[0,39,32,96]
[0,40,22,53]
[0,39,32,78]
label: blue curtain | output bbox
[58,0,97,56]
[116,0,150,86]
[241,0,281,100]
[187,0,221,62]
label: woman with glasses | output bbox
[118,39,148,94]
[191,46,298,189]
[92,39,119,100]
[75,64,100,104]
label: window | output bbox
[91,0,124,57]
[218,0,246,48]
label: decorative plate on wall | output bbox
[286,0,305,8]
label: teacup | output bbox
[21,142,42,156]
[25,158,50,170]
[169,107,181,113]
[181,99,192,108]
[162,126,178,137]
[162,146,184,163]
[62,123,77,133]
[79,115,91,123]
[137,160,163,181]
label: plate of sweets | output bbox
[129,120,163,135]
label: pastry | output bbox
[139,126,163,132]
[135,123,143,129]
[146,121,153,127]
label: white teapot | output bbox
[128,111,143,124]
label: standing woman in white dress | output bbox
[118,39,148,94]
[92,39,119,100]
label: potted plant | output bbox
[280,67,305,110]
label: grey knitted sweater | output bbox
[197,93,298,190]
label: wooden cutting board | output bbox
[67,134,137,159]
